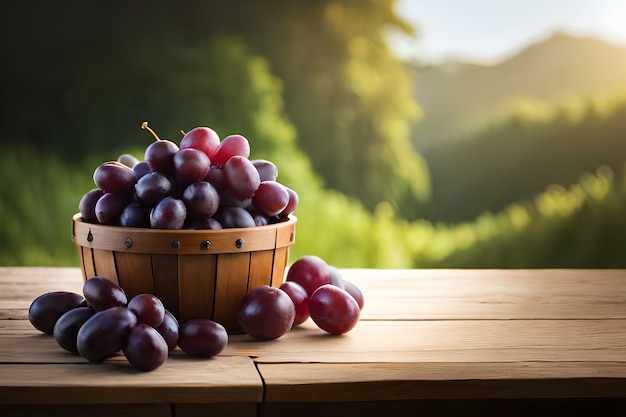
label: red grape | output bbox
[28,291,85,335]
[180,126,220,159]
[237,286,295,340]
[251,181,289,217]
[344,280,365,310]
[174,148,211,184]
[178,319,228,358]
[150,196,186,229]
[127,293,165,328]
[211,134,250,166]
[278,186,299,218]
[53,306,96,354]
[286,255,332,297]
[123,323,169,371]
[76,306,138,362]
[328,266,346,289]
[203,166,225,192]
[83,276,128,311]
[93,161,138,194]
[279,281,310,326]
[78,189,104,223]
[223,155,261,200]
[251,159,278,182]
[309,284,360,335]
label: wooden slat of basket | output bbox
[151,254,180,319]
[92,249,119,285]
[270,247,289,288]
[79,246,96,280]
[213,252,252,332]
[115,252,154,299]
[248,249,276,292]
[178,254,218,323]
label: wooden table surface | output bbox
[1,267,626,417]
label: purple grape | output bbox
[133,161,152,179]
[127,293,165,328]
[279,281,310,326]
[186,217,223,230]
[76,306,138,362]
[182,181,220,220]
[237,286,295,340]
[83,276,128,311]
[28,291,86,335]
[135,172,172,207]
[144,140,179,175]
[93,161,138,194]
[78,189,104,223]
[123,323,169,371]
[119,202,150,228]
[53,306,96,354]
[155,310,179,352]
[213,206,256,228]
[178,319,228,358]
[94,192,128,225]
[286,255,332,297]
[150,196,186,229]
[278,186,299,218]
[343,280,365,310]
[203,166,225,192]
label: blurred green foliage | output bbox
[1,1,625,269]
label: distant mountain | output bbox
[408,32,626,150]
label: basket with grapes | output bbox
[72,123,297,334]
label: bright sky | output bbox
[389,0,626,63]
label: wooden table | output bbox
[1,267,626,416]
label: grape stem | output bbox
[141,122,161,141]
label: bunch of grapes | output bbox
[28,276,228,371]
[237,255,365,340]
[79,123,298,229]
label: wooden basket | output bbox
[71,213,296,333]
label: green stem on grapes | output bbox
[141,122,161,141]
[180,129,186,136]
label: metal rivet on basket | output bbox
[235,238,244,249]
[201,240,211,250]
[87,229,93,243]
[124,237,132,248]
[171,240,181,249]
[290,232,294,242]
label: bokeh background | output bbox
[1,0,626,268]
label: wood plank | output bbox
[0,355,262,404]
[259,361,626,401]
[176,403,256,417]
[337,268,626,320]
[258,399,626,417]
[227,319,626,363]
[0,404,171,417]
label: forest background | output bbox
[1,0,626,268]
